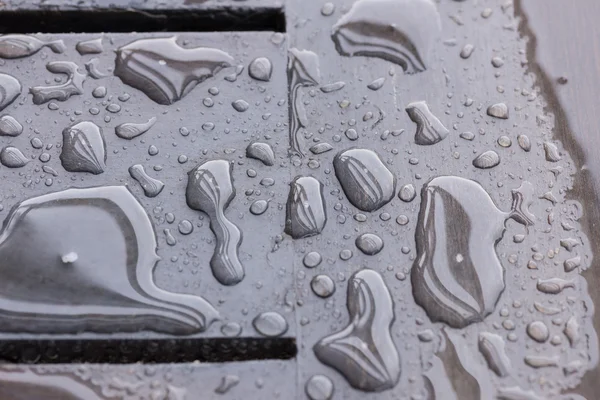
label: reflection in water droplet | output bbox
[253,311,288,337]
[248,57,273,82]
[285,176,327,239]
[115,37,234,105]
[0,146,29,168]
[115,117,157,140]
[288,48,320,156]
[0,186,219,333]
[0,73,22,112]
[334,148,396,212]
[411,176,535,328]
[355,233,384,255]
[305,374,334,400]
[405,101,449,145]
[186,160,244,286]
[0,115,23,136]
[129,164,165,198]
[30,61,86,104]
[367,77,385,90]
[331,0,441,73]
[246,142,275,166]
[314,269,400,392]
[0,35,66,59]
[60,121,106,175]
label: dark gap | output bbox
[0,338,296,364]
[0,7,285,34]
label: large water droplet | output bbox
[285,176,327,239]
[0,35,65,59]
[60,121,107,175]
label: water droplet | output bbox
[334,148,396,212]
[526,321,549,343]
[320,81,346,93]
[214,375,240,394]
[524,355,558,368]
[478,332,511,377]
[91,86,106,98]
[129,164,164,198]
[30,61,86,104]
[543,141,562,162]
[305,375,334,400]
[355,233,384,255]
[564,316,580,347]
[564,256,581,272]
[84,57,109,79]
[331,0,440,73]
[0,115,23,136]
[311,274,336,298]
[345,128,358,140]
[60,121,106,174]
[148,145,159,156]
[314,269,400,391]
[285,176,327,239]
[487,103,509,119]
[498,387,545,400]
[115,37,233,105]
[246,142,275,166]
[491,56,504,68]
[517,135,531,152]
[0,146,28,168]
[232,99,249,112]
[497,135,511,147]
[0,73,22,111]
[220,321,242,337]
[412,177,535,328]
[115,116,157,140]
[537,278,575,294]
[339,249,353,260]
[406,101,449,145]
[250,199,269,215]
[398,183,416,202]
[309,142,333,155]
[288,48,320,156]
[248,57,273,81]
[0,186,219,333]
[473,150,501,169]
[460,43,474,59]
[106,103,121,113]
[320,2,336,16]
[303,251,322,268]
[186,160,244,285]
[76,37,103,55]
[367,77,385,91]
[253,311,288,337]
[0,35,65,58]
[460,131,475,141]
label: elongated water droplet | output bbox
[115,117,157,140]
[129,164,165,198]
[321,81,346,93]
[309,142,333,155]
[536,277,575,294]
[115,37,234,105]
[30,61,86,104]
[517,134,531,152]
[473,150,501,169]
[186,160,244,286]
[0,186,219,333]
[0,35,65,58]
[543,141,562,162]
[288,48,320,157]
[367,77,385,90]
[334,148,396,212]
[524,355,559,368]
[564,316,580,347]
[355,233,384,255]
[331,0,441,73]
[314,269,400,392]
[60,121,106,174]
[478,332,511,377]
[285,176,327,239]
